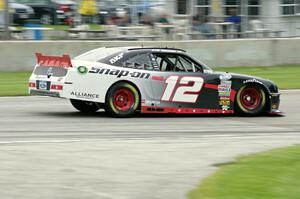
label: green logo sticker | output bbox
[77,66,88,75]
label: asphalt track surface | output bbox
[0,90,300,199]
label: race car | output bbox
[28,47,280,117]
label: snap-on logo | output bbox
[89,67,150,79]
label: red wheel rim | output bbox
[113,88,134,111]
[240,87,262,110]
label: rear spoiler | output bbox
[36,53,72,68]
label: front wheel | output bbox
[235,85,266,116]
[105,82,140,117]
[70,99,100,113]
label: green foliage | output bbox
[0,72,30,96]
[189,145,300,199]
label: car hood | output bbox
[211,70,278,92]
[213,71,270,82]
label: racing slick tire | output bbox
[105,82,140,117]
[70,99,100,113]
[235,84,266,116]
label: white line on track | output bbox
[1,132,299,145]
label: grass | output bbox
[0,72,30,96]
[214,65,300,89]
[188,145,300,199]
[0,65,299,96]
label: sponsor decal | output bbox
[39,81,47,90]
[143,100,161,106]
[151,49,178,53]
[220,105,230,110]
[36,75,47,79]
[109,53,124,64]
[219,99,230,106]
[243,79,263,84]
[71,91,99,100]
[89,67,150,79]
[47,67,53,78]
[218,80,232,110]
[218,91,231,97]
[220,96,230,100]
[77,66,88,75]
[219,73,232,81]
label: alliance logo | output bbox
[77,66,88,75]
[71,91,99,100]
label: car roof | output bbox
[127,47,186,52]
[101,46,185,52]
[74,46,187,62]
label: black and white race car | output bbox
[29,47,281,117]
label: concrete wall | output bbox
[0,38,300,71]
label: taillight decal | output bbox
[29,82,36,88]
[51,85,63,90]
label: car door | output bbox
[150,52,221,110]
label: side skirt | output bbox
[141,106,234,114]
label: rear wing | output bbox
[36,53,72,68]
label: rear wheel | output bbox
[235,85,266,116]
[70,99,100,113]
[105,82,140,117]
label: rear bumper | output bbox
[28,80,64,98]
[29,89,61,97]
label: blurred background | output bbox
[0,0,300,40]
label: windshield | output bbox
[201,63,213,72]
[190,56,213,72]
[74,47,126,62]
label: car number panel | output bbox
[149,72,223,110]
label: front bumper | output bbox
[269,92,282,114]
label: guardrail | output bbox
[0,38,300,71]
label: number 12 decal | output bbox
[161,76,204,103]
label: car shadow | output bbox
[32,110,283,119]
[33,111,108,118]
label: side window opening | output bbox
[153,53,203,73]
[182,55,203,72]
[123,53,154,71]
[178,56,195,72]
[153,54,176,72]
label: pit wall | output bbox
[0,38,300,71]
